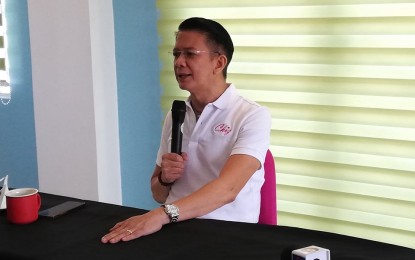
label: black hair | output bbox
[178,17,234,78]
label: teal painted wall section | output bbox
[0,0,38,188]
[113,0,161,209]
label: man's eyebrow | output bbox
[173,47,196,51]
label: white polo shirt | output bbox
[156,84,271,223]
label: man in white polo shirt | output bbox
[156,83,270,223]
[102,17,271,244]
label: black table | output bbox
[1,193,414,260]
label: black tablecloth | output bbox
[1,193,414,260]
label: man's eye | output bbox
[171,50,199,59]
[185,51,197,57]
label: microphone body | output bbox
[171,100,186,154]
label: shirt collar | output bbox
[211,83,235,110]
[185,83,236,111]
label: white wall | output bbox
[28,0,121,204]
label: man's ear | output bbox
[213,54,228,75]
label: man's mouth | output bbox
[177,73,191,80]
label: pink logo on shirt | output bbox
[214,123,232,136]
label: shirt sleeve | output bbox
[231,105,271,166]
[156,111,172,167]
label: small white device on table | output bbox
[292,245,330,260]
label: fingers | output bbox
[101,211,164,244]
[102,218,137,243]
[160,153,187,182]
[101,227,135,244]
[162,152,186,163]
[109,221,123,232]
[181,152,189,161]
[102,220,141,243]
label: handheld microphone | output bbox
[171,100,186,154]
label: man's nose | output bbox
[174,54,186,66]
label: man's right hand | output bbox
[159,152,188,184]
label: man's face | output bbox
[173,31,219,93]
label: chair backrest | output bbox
[258,149,277,225]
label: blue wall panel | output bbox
[113,0,161,209]
[0,0,38,188]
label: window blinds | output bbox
[0,0,5,77]
[156,0,415,249]
[0,0,10,104]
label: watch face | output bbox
[166,204,179,216]
[164,204,179,222]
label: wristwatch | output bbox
[162,204,179,223]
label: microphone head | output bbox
[172,100,186,124]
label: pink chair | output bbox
[258,149,277,225]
